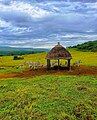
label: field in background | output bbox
[0,75,97,120]
[0,49,97,74]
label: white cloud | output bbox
[10,40,27,44]
[0,19,11,27]
[33,44,54,49]
[0,1,51,19]
[86,2,97,9]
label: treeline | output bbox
[0,47,48,56]
[69,40,97,52]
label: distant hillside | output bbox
[0,46,49,56]
[69,40,97,52]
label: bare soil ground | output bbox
[0,65,97,79]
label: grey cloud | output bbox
[0,0,97,48]
[1,0,97,6]
[0,11,33,27]
[12,0,97,3]
[0,0,11,5]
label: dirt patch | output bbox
[0,65,97,79]
[0,73,19,79]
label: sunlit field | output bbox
[0,49,97,74]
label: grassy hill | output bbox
[69,40,97,52]
[0,46,48,56]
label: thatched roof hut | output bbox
[46,42,72,60]
[46,42,72,70]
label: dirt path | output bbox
[0,65,97,79]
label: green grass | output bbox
[69,48,97,66]
[0,49,97,74]
[0,75,97,120]
[0,52,47,74]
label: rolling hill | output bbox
[69,40,97,52]
[0,46,49,56]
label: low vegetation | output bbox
[13,55,24,60]
[0,75,97,120]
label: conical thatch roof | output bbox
[46,42,72,60]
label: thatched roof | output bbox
[46,42,72,60]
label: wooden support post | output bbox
[68,59,70,71]
[47,59,50,70]
[58,59,60,70]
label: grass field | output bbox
[0,75,97,120]
[0,49,97,120]
[0,49,97,74]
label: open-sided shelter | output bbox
[46,42,72,70]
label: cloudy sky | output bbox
[0,0,97,48]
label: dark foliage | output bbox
[13,55,24,60]
[69,40,97,52]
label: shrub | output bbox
[13,55,24,60]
